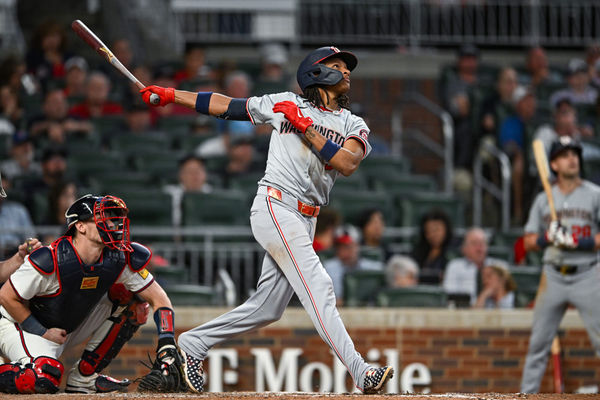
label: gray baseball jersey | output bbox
[524,180,600,265]
[247,91,372,205]
[521,180,600,393]
[179,92,380,392]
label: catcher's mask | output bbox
[65,194,133,252]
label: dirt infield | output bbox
[0,393,598,399]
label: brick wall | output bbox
[61,308,600,393]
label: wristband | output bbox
[319,139,341,162]
[21,314,47,336]
[195,92,213,114]
[536,234,549,248]
[577,237,595,250]
[153,307,175,339]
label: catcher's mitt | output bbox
[137,344,188,392]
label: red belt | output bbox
[267,187,320,218]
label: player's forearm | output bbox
[524,233,541,252]
[138,281,173,310]
[304,127,362,176]
[174,90,232,116]
[0,254,24,283]
[0,284,31,323]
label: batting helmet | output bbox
[65,194,133,252]
[549,136,583,175]
[297,46,358,92]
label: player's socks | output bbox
[180,349,204,393]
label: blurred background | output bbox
[1,0,600,310]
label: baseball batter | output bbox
[0,194,185,394]
[141,46,393,394]
[520,137,600,393]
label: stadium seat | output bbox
[329,190,395,226]
[156,115,196,134]
[91,171,153,193]
[111,133,172,156]
[164,284,215,306]
[179,134,219,153]
[111,189,173,226]
[228,172,264,192]
[377,286,447,307]
[360,247,385,262]
[510,266,542,308]
[372,173,437,193]
[487,245,513,263]
[68,152,125,183]
[132,152,181,183]
[151,266,189,285]
[398,192,465,227]
[182,190,250,225]
[91,115,126,136]
[359,155,410,179]
[343,270,386,307]
[334,170,368,191]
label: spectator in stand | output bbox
[174,44,212,86]
[41,180,78,243]
[499,86,537,224]
[550,58,598,107]
[313,208,342,255]
[123,64,153,109]
[473,264,516,309]
[443,44,480,175]
[25,21,71,91]
[0,85,23,133]
[585,43,600,77]
[0,173,35,258]
[533,96,584,158]
[63,56,88,101]
[443,227,508,305]
[385,255,419,288]
[221,136,263,187]
[357,208,391,261]
[253,43,290,95]
[69,71,123,119]
[0,131,41,180]
[412,209,454,285]
[480,67,518,138]
[524,46,562,89]
[29,88,92,144]
[163,155,212,226]
[324,225,383,305]
[150,65,196,122]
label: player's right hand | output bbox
[17,238,41,258]
[140,85,175,107]
[546,220,562,243]
[43,328,67,344]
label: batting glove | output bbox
[546,220,562,243]
[553,226,578,249]
[272,101,313,133]
[140,85,175,107]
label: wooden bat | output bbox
[551,336,564,393]
[71,20,159,105]
[532,139,558,221]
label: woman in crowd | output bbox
[473,264,516,309]
[411,209,454,284]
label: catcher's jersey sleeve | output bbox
[9,257,59,299]
[117,266,154,293]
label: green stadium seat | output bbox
[510,266,542,308]
[91,115,126,136]
[132,152,181,183]
[329,190,395,226]
[91,171,153,193]
[64,135,101,154]
[228,172,264,192]
[68,152,125,183]
[182,190,250,225]
[334,170,368,191]
[487,245,513,263]
[179,134,219,153]
[360,247,385,262]
[164,284,215,306]
[398,192,465,227]
[372,173,437,193]
[377,286,447,307]
[156,115,196,135]
[343,270,386,307]
[151,266,189,285]
[112,189,172,226]
[359,155,410,179]
[111,133,171,155]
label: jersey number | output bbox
[572,225,592,238]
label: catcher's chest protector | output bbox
[28,237,127,333]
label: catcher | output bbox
[0,194,186,393]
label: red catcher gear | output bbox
[0,357,64,394]
[94,195,133,252]
[272,101,314,133]
[140,85,175,107]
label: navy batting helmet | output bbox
[549,136,583,175]
[297,46,358,92]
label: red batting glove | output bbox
[272,101,313,133]
[140,85,175,107]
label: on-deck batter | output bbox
[520,137,600,393]
[141,46,394,394]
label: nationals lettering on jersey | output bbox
[247,91,371,206]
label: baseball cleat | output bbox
[181,349,205,393]
[362,366,394,394]
[66,374,130,394]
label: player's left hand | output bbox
[17,238,41,258]
[140,85,175,107]
[272,101,313,133]
[553,226,578,249]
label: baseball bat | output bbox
[532,139,558,222]
[71,20,159,105]
[551,336,564,393]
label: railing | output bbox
[472,141,512,232]
[172,0,600,47]
[394,92,454,194]
[0,0,24,53]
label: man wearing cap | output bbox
[520,137,600,393]
[323,225,383,305]
[0,172,35,259]
[0,131,41,180]
[550,58,598,107]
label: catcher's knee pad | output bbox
[79,299,149,376]
[0,357,64,394]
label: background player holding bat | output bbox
[0,194,185,394]
[140,46,394,394]
[520,136,600,393]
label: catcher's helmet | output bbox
[65,194,133,252]
[549,136,583,175]
[296,46,358,92]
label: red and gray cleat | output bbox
[66,375,130,394]
[181,349,204,393]
[362,366,394,394]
